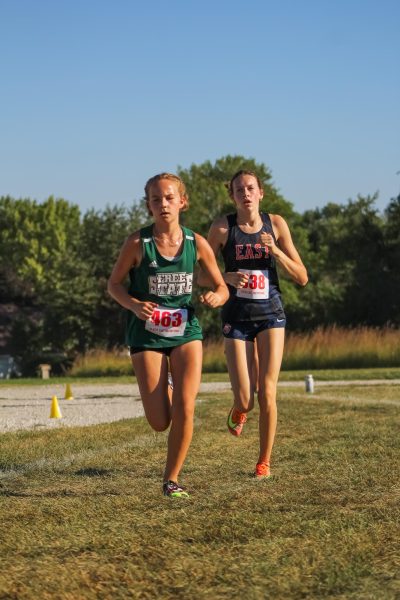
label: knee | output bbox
[258,397,277,413]
[153,423,169,432]
[258,385,277,411]
[172,400,195,423]
[259,379,278,398]
[235,390,255,413]
[237,398,254,413]
[148,417,170,432]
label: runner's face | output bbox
[147,179,184,221]
[231,175,263,211]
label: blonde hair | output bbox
[228,170,264,199]
[144,173,189,215]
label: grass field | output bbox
[1,384,399,599]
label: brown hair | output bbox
[144,173,189,215]
[228,170,264,198]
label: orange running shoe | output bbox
[227,407,247,437]
[255,462,271,479]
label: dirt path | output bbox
[1,380,399,433]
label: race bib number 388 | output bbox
[145,306,188,337]
[236,269,269,299]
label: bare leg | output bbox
[131,351,172,431]
[164,340,202,483]
[252,342,259,395]
[224,338,256,413]
[256,328,285,465]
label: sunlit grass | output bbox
[0,385,399,598]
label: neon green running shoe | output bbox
[163,480,190,498]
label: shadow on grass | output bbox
[0,462,25,471]
[0,465,117,476]
[74,467,114,477]
[0,489,120,497]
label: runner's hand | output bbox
[132,300,158,320]
[200,291,223,308]
[224,271,249,289]
[260,232,278,255]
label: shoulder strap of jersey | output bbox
[140,224,153,242]
[226,213,237,228]
[261,212,278,243]
[139,225,155,264]
[182,225,195,241]
[261,212,271,227]
[181,226,197,263]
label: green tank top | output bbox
[126,225,203,349]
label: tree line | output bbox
[1,155,399,374]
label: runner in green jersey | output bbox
[108,173,228,498]
[125,223,203,351]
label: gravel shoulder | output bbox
[0,382,231,433]
[1,380,399,433]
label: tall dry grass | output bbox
[69,327,400,376]
[201,326,400,371]
[70,347,132,377]
[283,325,400,370]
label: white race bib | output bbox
[145,306,188,337]
[236,270,269,299]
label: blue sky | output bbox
[1,0,399,214]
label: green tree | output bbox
[79,204,147,348]
[381,195,400,324]
[177,155,295,237]
[0,195,84,371]
[0,197,147,370]
[0,195,81,298]
[298,195,386,328]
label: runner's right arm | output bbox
[197,217,249,289]
[107,233,157,319]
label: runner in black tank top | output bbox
[221,211,282,323]
[198,170,308,480]
[108,173,228,499]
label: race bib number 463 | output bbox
[236,270,269,299]
[145,306,188,337]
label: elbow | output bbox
[299,271,308,287]
[197,270,212,288]
[221,282,229,304]
[107,279,114,297]
[294,266,308,287]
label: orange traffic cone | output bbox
[65,383,74,400]
[50,395,62,418]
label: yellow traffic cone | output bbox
[50,395,62,419]
[65,382,74,400]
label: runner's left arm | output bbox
[260,215,308,286]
